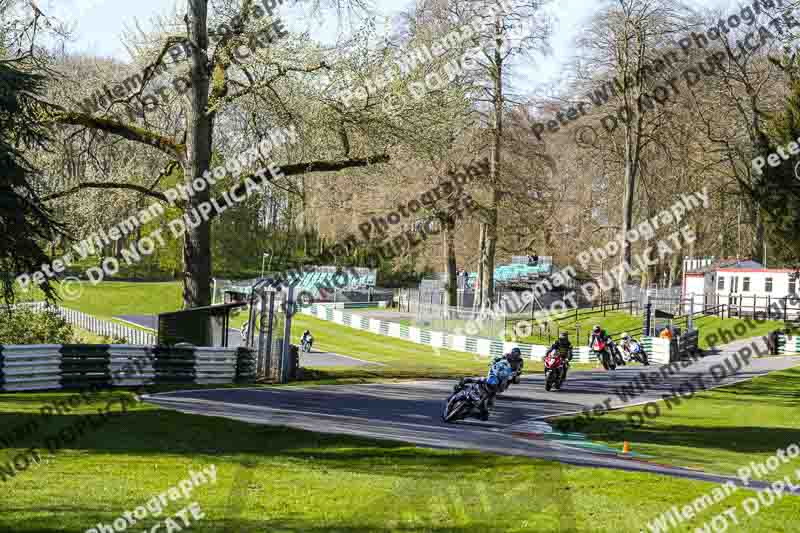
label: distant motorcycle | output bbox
[301,336,313,353]
[591,337,616,371]
[544,349,567,391]
[442,381,490,422]
[621,338,649,365]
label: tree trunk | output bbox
[620,145,635,286]
[182,0,214,309]
[475,224,486,310]
[753,208,765,263]
[669,247,682,287]
[480,216,497,310]
[443,214,457,309]
[481,15,503,311]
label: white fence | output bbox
[22,302,156,345]
[301,303,705,369]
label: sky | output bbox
[41,0,738,94]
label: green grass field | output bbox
[2,390,799,532]
[552,365,800,477]
[6,286,800,531]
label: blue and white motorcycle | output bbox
[442,358,515,422]
[621,336,649,366]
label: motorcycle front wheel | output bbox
[442,397,470,422]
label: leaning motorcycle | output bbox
[442,381,490,422]
[607,338,626,367]
[544,350,567,391]
[497,359,524,393]
[490,357,516,394]
[591,337,615,371]
[622,339,649,365]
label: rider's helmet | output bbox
[592,325,601,335]
[622,333,630,341]
[506,347,523,370]
[558,332,569,343]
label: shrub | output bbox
[0,306,74,344]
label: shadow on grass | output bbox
[2,517,561,533]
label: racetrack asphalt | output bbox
[143,336,800,490]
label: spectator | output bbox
[659,327,673,340]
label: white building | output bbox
[682,257,799,318]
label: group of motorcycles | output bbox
[442,334,650,423]
[442,352,524,423]
[591,335,649,371]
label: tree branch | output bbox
[42,182,169,203]
[208,153,390,218]
[38,99,185,160]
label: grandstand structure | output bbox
[214,266,380,305]
[404,257,561,317]
[463,256,554,290]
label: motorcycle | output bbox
[590,337,616,371]
[544,349,567,391]
[442,381,491,422]
[622,338,649,365]
[607,338,626,367]
[498,358,524,393]
[488,357,517,394]
[301,336,313,353]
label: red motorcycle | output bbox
[544,350,567,391]
[591,337,616,371]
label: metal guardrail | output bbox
[0,344,254,392]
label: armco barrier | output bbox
[0,344,255,392]
[0,345,62,392]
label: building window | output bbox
[765,278,773,293]
[790,279,797,294]
[718,276,725,290]
[743,277,750,292]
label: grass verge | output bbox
[551,365,800,478]
[1,391,799,532]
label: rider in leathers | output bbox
[548,332,574,381]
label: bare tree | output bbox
[39,0,390,308]
[580,0,690,287]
